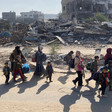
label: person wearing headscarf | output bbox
[64,51,74,70]
[9,46,26,71]
[104,48,112,65]
[34,45,46,76]
[108,60,112,91]
[72,51,84,86]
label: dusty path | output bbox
[0,45,112,112]
[0,68,112,112]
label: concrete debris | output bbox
[55,36,66,45]
[0,18,112,47]
[0,19,10,30]
[101,22,112,28]
[60,21,72,27]
[42,39,57,45]
[108,37,112,43]
[3,42,14,47]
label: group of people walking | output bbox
[3,46,27,84]
[2,45,112,97]
[3,45,53,85]
[65,48,112,97]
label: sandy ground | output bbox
[0,45,112,112]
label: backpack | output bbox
[64,55,67,61]
[69,56,80,69]
[86,62,93,70]
[69,59,75,68]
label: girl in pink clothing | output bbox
[73,51,84,86]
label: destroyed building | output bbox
[19,11,44,24]
[61,0,112,21]
[2,11,16,23]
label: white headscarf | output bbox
[38,45,43,52]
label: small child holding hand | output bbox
[3,62,10,85]
[46,62,54,82]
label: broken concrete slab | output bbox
[55,36,66,45]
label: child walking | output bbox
[13,55,25,82]
[46,62,54,82]
[86,56,99,84]
[3,62,10,85]
[98,67,110,96]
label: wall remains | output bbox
[61,0,112,21]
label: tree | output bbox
[84,17,94,23]
[49,43,60,55]
[96,13,107,22]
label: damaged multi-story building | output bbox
[2,11,16,23]
[61,0,112,21]
[16,11,44,24]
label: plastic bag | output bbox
[22,62,30,73]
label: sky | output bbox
[0,0,62,17]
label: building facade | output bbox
[61,0,112,21]
[2,11,16,23]
[20,11,44,24]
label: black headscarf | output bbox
[15,46,21,55]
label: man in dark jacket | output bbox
[86,56,99,84]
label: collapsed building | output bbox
[2,11,16,23]
[19,11,44,24]
[61,0,112,21]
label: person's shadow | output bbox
[0,79,16,97]
[58,71,76,84]
[91,96,112,112]
[60,86,82,112]
[36,81,50,94]
[17,74,45,94]
[82,85,112,112]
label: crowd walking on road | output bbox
[2,46,112,97]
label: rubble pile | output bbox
[11,31,26,43]
[0,18,112,46]
[13,23,29,32]
[0,20,10,30]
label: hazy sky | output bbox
[0,0,62,17]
